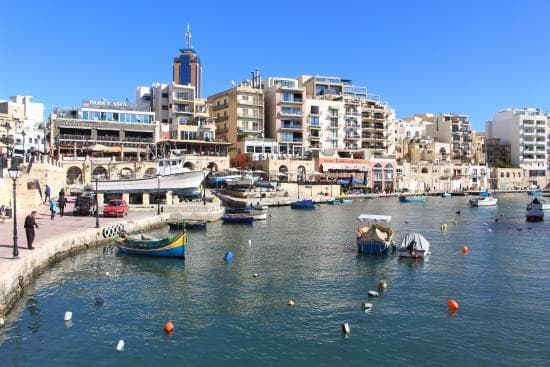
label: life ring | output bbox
[102,228,108,238]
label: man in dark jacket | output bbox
[24,211,39,249]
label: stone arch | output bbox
[119,167,133,179]
[384,163,394,179]
[296,165,306,182]
[183,161,195,170]
[92,166,108,180]
[207,162,218,172]
[144,167,156,177]
[421,167,429,174]
[66,166,82,185]
[439,147,447,159]
[278,165,288,182]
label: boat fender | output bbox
[163,321,175,334]
[368,291,379,297]
[224,251,233,262]
[487,228,492,232]
[116,340,125,352]
[341,323,351,334]
[252,273,259,278]
[362,303,373,310]
[248,239,252,246]
[102,228,108,238]
[64,311,72,321]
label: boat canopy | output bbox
[398,232,430,252]
[358,214,391,222]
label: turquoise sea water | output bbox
[1,194,549,366]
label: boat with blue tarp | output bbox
[356,214,395,255]
[114,230,186,258]
[528,189,542,196]
[290,199,316,209]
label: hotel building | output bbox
[173,25,202,98]
[486,108,548,182]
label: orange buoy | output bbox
[163,321,175,334]
[461,245,469,254]
[447,299,459,312]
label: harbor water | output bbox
[1,194,549,366]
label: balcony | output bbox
[238,113,262,119]
[280,137,303,143]
[173,93,194,102]
[345,110,361,117]
[280,122,303,130]
[58,134,91,141]
[309,136,320,141]
[309,123,321,129]
[212,102,229,111]
[216,115,229,122]
[328,123,339,129]
[326,113,341,119]
[280,98,303,104]
[238,127,263,134]
[97,135,120,142]
[278,110,304,118]
[345,135,361,140]
[125,137,154,143]
[238,98,263,106]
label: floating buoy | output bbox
[448,299,459,312]
[461,246,469,254]
[105,272,111,276]
[378,280,387,290]
[287,299,295,306]
[95,297,104,306]
[368,291,379,297]
[224,251,233,262]
[163,321,175,334]
[64,311,72,321]
[116,339,125,352]
[0,317,4,328]
[456,210,461,214]
[341,322,351,334]
[252,273,259,278]
[248,240,252,246]
[362,302,373,310]
[440,223,447,231]
[495,218,498,222]
[487,228,492,232]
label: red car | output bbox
[103,199,129,218]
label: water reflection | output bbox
[25,298,41,334]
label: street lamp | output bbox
[93,174,100,228]
[157,173,161,215]
[8,166,20,258]
[202,169,207,206]
[21,130,26,163]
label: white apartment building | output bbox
[136,83,216,142]
[305,99,345,151]
[486,108,548,180]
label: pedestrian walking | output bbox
[44,184,51,203]
[58,196,66,217]
[24,211,39,249]
[49,199,57,220]
[59,188,65,199]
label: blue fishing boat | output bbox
[290,199,316,209]
[399,195,426,203]
[356,214,395,255]
[114,231,186,258]
[222,213,254,224]
[225,206,252,214]
[528,190,542,196]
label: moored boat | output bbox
[222,213,254,224]
[356,214,394,255]
[441,192,451,198]
[469,196,498,207]
[399,195,426,203]
[225,206,252,214]
[528,189,542,196]
[252,203,269,211]
[397,232,431,259]
[290,199,316,209]
[168,220,207,231]
[327,199,341,205]
[113,231,186,258]
[251,211,268,220]
[526,208,544,222]
[340,199,353,204]
[527,198,550,211]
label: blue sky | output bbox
[1,0,549,130]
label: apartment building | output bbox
[424,113,474,161]
[486,108,548,181]
[484,138,512,166]
[262,77,306,156]
[207,74,265,156]
[305,99,345,151]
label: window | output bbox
[162,92,168,98]
[242,95,249,101]
[310,106,319,115]
[246,146,254,153]
[162,105,168,110]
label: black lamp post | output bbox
[157,173,161,215]
[94,174,100,228]
[8,166,20,258]
[202,169,207,206]
[21,130,26,163]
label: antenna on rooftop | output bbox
[185,24,192,49]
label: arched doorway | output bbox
[144,167,156,177]
[183,162,195,170]
[278,165,288,183]
[92,166,108,180]
[66,166,83,185]
[373,164,383,193]
[119,167,133,179]
[439,147,447,160]
[207,162,218,172]
[296,165,306,183]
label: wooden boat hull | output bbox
[168,221,207,231]
[114,232,186,258]
[222,214,253,224]
[399,196,426,203]
[357,241,391,254]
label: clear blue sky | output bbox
[1,0,549,130]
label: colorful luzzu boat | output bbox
[114,230,186,258]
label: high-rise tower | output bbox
[173,25,203,98]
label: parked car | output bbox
[73,195,97,216]
[103,199,129,218]
[177,188,202,199]
[69,185,84,197]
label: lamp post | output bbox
[157,173,161,215]
[21,130,26,163]
[8,166,20,258]
[202,169,207,206]
[94,174,100,228]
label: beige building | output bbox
[207,77,264,156]
[424,113,474,161]
[489,168,528,190]
[472,132,486,165]
[403,139,451,164]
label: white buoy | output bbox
[116,339,125,352]
[248,239,252,246]
[487,228,492,232]
[288,299,295,306]
[341,322,351,334]
[64,311,72,321]
[105,272,111,276]
[252,273,259,278]
[362,303,373,310]
[368,291,379,297]
[0,317,5,328]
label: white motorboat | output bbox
[397,232,431,259]
[251,211,268,220]
[469,196,498,207]
[252,203,269,211]
[527,198,550,211]
[97,170,205,193]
